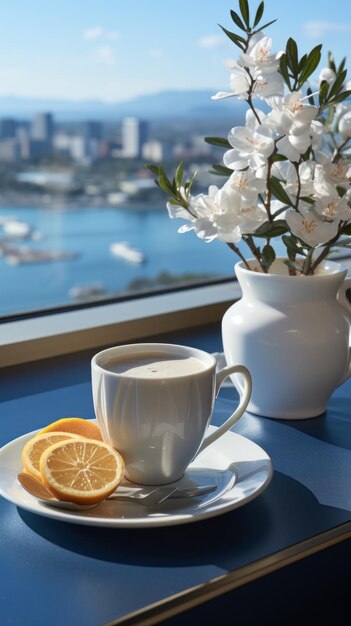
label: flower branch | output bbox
[147,0,351,276]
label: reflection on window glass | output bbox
[0,1,349,317]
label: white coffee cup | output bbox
[91,343,252,485]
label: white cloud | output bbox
[198,34,224,49]
[97,46,116,66]
[83,27,104,40]
[303,21,351,38]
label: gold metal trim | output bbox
[105,521,351,625]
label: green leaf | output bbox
[286,38,299,74]
[328,51,336,72]
[271,154,288,162]
[204,136,231,148]
[175,161,184,189]
[254,220,289,238]
[329,70,347,98]
[145,163,160,175]
[298,44,322,87]
[328,69,347,98]
[337,186,347,197]
[328,90,351,106]
[239,0,250,27]
[185,171,196,194]
[300,196,315,204]
[341,223,351,235]
[298,54,307,72]
[282,234,306,256]
[230,9,247,31]
[253,1,264,27]
[338,57,346,74]
[157,176,175,196]
[306,87,315,106]
[319,80,329,105]
[270,176,293,205]
[209,164,233,176]
[261,244,276,269]
[253,18,277,32]
[218,24,246,49]
[284,260,304,272]
[279,55,292,90]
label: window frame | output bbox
[0,280,241,367]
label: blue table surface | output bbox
[1,324,351,626]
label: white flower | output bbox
[251,72,285,99]
[212,41,284,102]
[310,121,325,150]
[285,210,339,247]
[176,186,226,242]
[314,158,351,189]
[171,178,269,245]
[338,110,351,139]
[245,107,267,130]
[282,161,316,204]
[222,169,266,203]
[266,91,318,133]
[215,201,267,239]
[238,34,281,75]
[314,195,351,221]
[223,124,274,171]
[176,186,243,244]
[265,91,318,161]
[212,61,251,100]
[166,199,192,221]
[313,164,351,220]
[319,67,336,85]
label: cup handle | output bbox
[196,364,252,455]
[337,278,351,386]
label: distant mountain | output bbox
[0,90,247,121]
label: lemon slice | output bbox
[39,438,125,505]
[22,432,79,482]
[37,417,103,441]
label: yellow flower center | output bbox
[302,218,318,233]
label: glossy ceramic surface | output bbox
[222,259,351,419]
[91,343,251,484]
[0,425,272,528]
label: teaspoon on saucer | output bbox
[17,472,217,511]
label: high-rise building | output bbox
[30,113,54,158]
[122,117,148,158]
[83,121,102,141]
[31,113,54,143]
[0,118,17,139]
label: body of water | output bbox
[0,204,284,317]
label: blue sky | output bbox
[0,0,351,102]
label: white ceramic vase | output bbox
[222,258,351,419]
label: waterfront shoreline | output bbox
[0,192,165,212]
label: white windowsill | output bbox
[0,281,241,367]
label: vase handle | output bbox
[337,278,351,386]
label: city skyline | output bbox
[0,1,351,103]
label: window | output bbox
[0,1,350,353]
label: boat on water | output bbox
[1,219,42,240]
[110,241,145,264]
[2,220,32,238]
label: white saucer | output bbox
[0,426,273,528]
